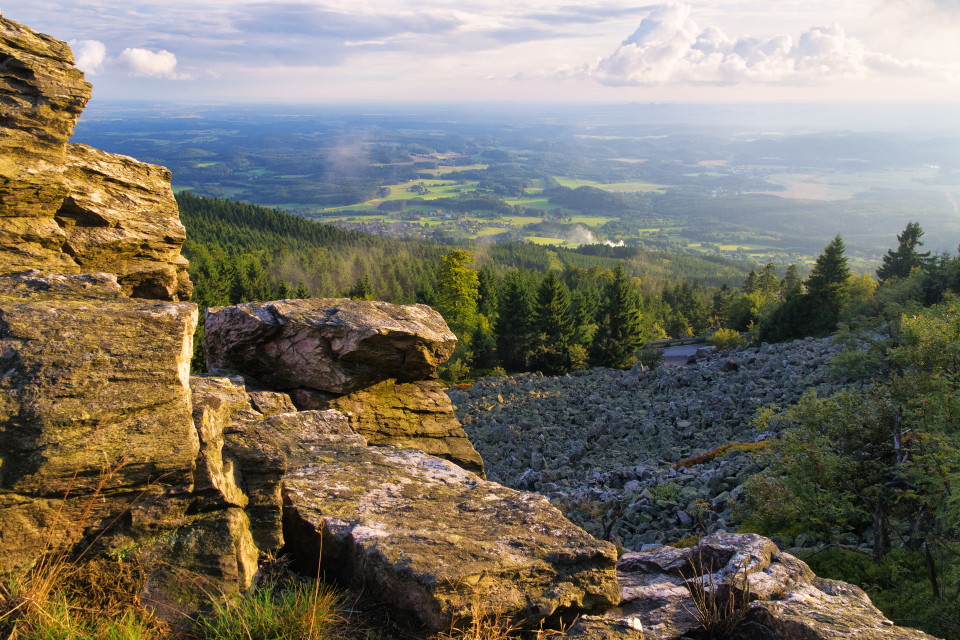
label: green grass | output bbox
[194,579,346,640]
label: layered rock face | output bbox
[60,143,192,300]
[0,16,190,301]
[0,272,198,571]
[0,16,91,272]
[283,436,619,628]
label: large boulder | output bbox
[0,15,91,273]
[0,271,198,572]
[204,298,457,394]
[568,533,938,640]
[329,379,484,475]
[280,428,620,630]
[58,143,191,301]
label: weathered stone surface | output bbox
[330,379,484,475]
[58,143,191,301]
[137,508,259,621]
[0,271,198,572]
[204,298,457,394]
[282,438,619,630]
[189,374,289,552]
[748,576,938,640]
[0,16,91,273]
[567,533,937,640]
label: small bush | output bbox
[635,348,663,371]
[708,328,747,350]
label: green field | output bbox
[553,177,665,193]
[525,236,567,246]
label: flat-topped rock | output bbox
[282,439,619,630]
[204,298,457,394]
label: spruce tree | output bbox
[476,265,498,318]
[434,250,479,334]
[806,235,851,307]
[780,264,803,299]
[590,264,644,369]
[876,221,930,283]
[494,270,533,371]
[295,278,310,299]
[274,279,293,300]
[530,270,572,374]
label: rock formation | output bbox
[60,143,192,300]
[0,16,91,273]
[451,337,850,547]
[0,16,190,300]
[204,298,484,473]
[0,271,198,572]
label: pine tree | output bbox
[876,221,931,283]
[274,279,293,300]
[758,263,779,296]
[295,278,310,299]
[590,264,644,369]
[761,235,850,342]
[494,270,533,371]
[780,264,803,299]
[807,235,851,306]
[530,270,572,374]
[434,250,479,334]
[476,265,498,318]
[348,274,374,300]
[742,269,758,294]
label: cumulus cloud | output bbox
[70,39,107,75]
[591,2,951,86]
[117,47,185,79]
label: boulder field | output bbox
[450,339,855,549]
[0,13,939,640]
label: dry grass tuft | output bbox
[678,545,751,640]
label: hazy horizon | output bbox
[5,1,960,105]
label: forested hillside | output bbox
[179,192,761,372]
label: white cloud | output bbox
[117,47,185,79]
[69,39,107,75]
[590,2,953,86]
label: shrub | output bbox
[708,328,746,350]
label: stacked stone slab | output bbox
[0,16,190,300]
[204,298,484,474]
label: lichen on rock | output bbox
[204,298,457,394]
[282,438,620,630]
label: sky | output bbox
[4,0,960,104]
